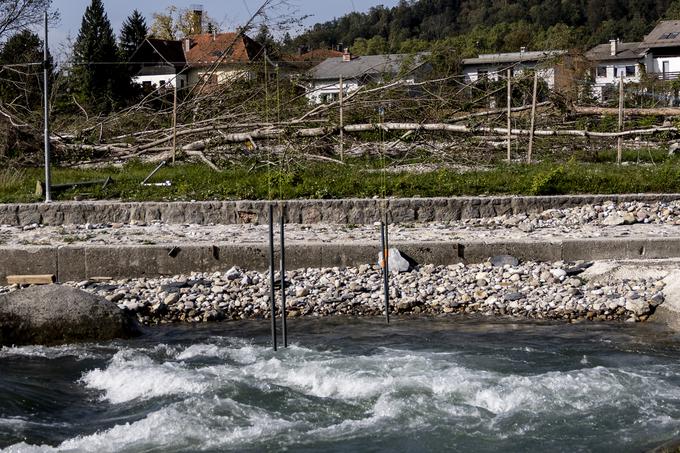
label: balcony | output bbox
[647,71,680,81]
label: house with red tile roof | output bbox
[182,32,265,88]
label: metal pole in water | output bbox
[381,220,390,324]
[280,203,288,348]
[268,204,277,351]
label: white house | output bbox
[306,50,430,104]
[639,20,680,80]
[585,40,644,100]
[461,49,568,90]
[585,21,680,101]
[129,39,188,90]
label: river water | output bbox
[2,316,680,452]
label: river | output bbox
[2,316,680,452]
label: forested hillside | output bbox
[290,0,680,56]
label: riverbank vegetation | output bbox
[2,151,680,203]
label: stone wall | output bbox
[2,194,680,226]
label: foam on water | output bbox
[7,326,680,452]
[81,349,211,404]
[0,345,102,361]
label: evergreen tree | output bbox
[119,9,148,61]
[72,0,128,112]
[0,30,47,112]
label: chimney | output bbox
[343,48,352,62]
[520,46,526,53]
[212,29,216,41]
[190,4,203,34]
[184,38,192,53]
[610,39,618,56]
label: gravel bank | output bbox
[0,259,665,326]
[3,200,680,247]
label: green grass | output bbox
[3,157,680,203]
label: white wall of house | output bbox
[590,60,641,101]
[133,74,187,89]
[306,79,361,104]
[592,60,641,86]
[462,65,557,89]
[648,56,680,77]
[187,68,254,87]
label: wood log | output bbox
[176,122,677,151]
[573,106,680,117]
[7,274,56,285]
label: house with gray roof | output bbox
[306,49,430,104]
[461,49,569,90]
[585,21,680,101]
[585,40,644,100]
[639,20,680,79]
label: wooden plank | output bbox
[6,274,56,285]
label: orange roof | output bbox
[184,32,264,66]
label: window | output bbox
[596,66,607,77]
[625,65,635,76]
[477,70,488,79]
[660,32,680,39]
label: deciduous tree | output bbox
[0,0,58,42]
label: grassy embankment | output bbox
[0,149,679,203]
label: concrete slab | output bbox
[0,247,57,283]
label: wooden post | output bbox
[506,69,512,162]
[172,80,177,165]
[527,71,538,164]
[339,76,344,161]
[617,74,624,165]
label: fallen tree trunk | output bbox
[451,102,551,122]
[59,122,677,156]
[573,106,680,117]
[179,122,677,151]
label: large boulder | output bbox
[0,285,141,346]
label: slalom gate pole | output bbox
[268,204,277,351]
[381,220,390,324]
[280,203,288,348]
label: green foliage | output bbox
[0,30,46,112]
[289,0,676,55]
[530,165,566,195]
[72,0,130,113]
[6,158,680,203]
[119,9,148,61]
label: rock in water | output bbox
[0,285,141,346]
[378,248,411,273]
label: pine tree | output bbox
[119,9,148,61]
[0,30,46,111]
[72,0,128,112]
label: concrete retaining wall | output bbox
[2,193,680,226]
[3,236,680,282]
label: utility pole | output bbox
[172,80,178,165]
[617,74,624,165]
[43,10,52,203]
[527,71,538,164]
[339,76,344,161]
[506,69,511,162]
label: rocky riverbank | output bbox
[3,200,680,248]
[0,259,666,325]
